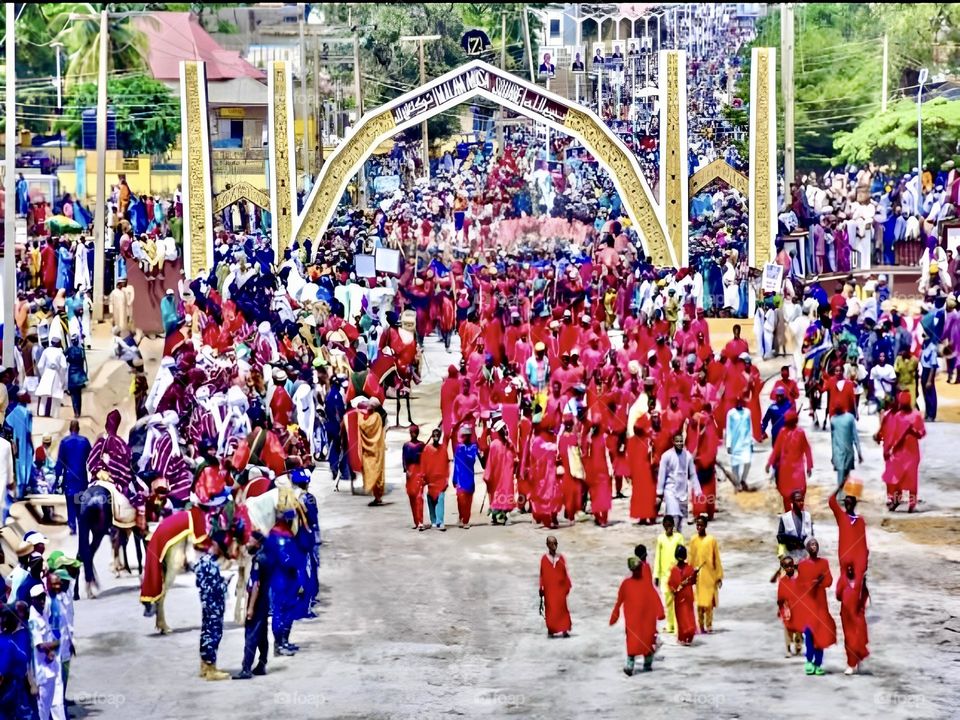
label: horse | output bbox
[140,502,250,634]
[77,484,147,597]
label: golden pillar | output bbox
[749,47,777,267]
[269,61,298,260]
[179,61,214,279]
[659,50,689,266]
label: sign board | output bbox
[372,174,401,195]
[375,247,401,275]
[355,253,376,278]
[761,262,783,294]
[460,29,491,56]
[390,66,569,127]
[219,107,246,119]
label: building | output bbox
[134,12,269,183]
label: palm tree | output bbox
[50,3,153,88]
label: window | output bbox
[549,18,561,38]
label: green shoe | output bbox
[814,665,825,676]
[624,656,635,676]
[804,661,815,675]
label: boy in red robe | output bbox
[667,545,698,646]
[609,548,664,675]
[835,563,870,675]
[776,556,804,657]
[539,536,572,638]
[421,428,450,530]
[401,425,426,530]
[796,539,836,675]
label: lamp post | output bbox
[4,4,16,367]
[917,67,928,201]
[51,41,64,167]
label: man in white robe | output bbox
[36,337,68,418]
[656,434,700,529]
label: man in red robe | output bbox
[823,364,857,417]
[766,411,813,511]
[484,421,516,525]
[687,404,721,519]
[439,365,460,443]
[770,365,801,403]
[835,563,870,675]
[609,549,664,675]
[628,413,656,524]
[829,484,868,582]
[556,414,583,522]
[539,536,572,638]
[875,391,925,511]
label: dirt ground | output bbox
[14,324,960,720]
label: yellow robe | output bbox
[688,533,723,608]
[653,531,686,583]
[358,410,386,495]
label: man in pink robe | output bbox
[529,428,561,528]
[484,421,516,525]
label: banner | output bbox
[390,66,569,127]
[372,174,401,195]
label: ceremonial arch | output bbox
[293,59,677,267]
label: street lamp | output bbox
[51,41,64,167]
[917,67,928,202]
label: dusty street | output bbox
[21,332,959,720]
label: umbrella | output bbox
[45,215,83,233]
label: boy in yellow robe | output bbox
[653,515,685,633]
[687,515,723,633]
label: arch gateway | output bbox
[179,52,777,272]
[294,59,676,266]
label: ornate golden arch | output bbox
[689,158,750,197]
[212,181,272,214]
[294,60,675,266]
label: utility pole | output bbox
[418,38,428,178]
[93,9,108,322]
[4,4,16,367]
[881,34,889,113]
[497,10,506,155]
[352,30,365,206]
[780,3,795,190]
[522,7,535,82]
[400,35,442,180]
[299,5,310,187]
[313,35,322,166]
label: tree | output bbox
[58,74,181,156]
[456,4,544,73]
[49,3,152,87]
[833,97,960,171]
[740,3,960,172]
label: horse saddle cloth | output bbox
[94,480,138,529]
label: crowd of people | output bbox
[0,138,952,711]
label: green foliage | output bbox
[739,3,960,172]
[49,3,152,86]
[319,3,544,142]
[833,97,960,171]
[58,74,180,155]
